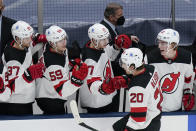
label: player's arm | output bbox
[127,86,149,129]
[46,62,88,98]
[86,60,130,95]
[113,86,149,131]
[106,34,132,61]
[182,56,195,111]
[0,74,11,102]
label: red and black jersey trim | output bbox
[8,76,18,94]
[54,80,67,96]
[87,77,102,91]
[130,107,147,122]
[0,77,5,93]
[185,76,192,83]
[22,70,33,83]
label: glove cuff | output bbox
[71,76,83,87]
[22,69,33,83]
[99,86,109,95]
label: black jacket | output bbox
[100,20,118,46]
[1,16,16,57]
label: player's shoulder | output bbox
[4,41,26,64]
[146,48,163,64]
[82,41,104,62]
[128,64,155,89]
[175,47,192,64]
[44,45,66,68]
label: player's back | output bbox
[126,64,162,130]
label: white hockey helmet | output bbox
[88,23,110,47]
[11,20,34,40]
[45,25,68,47]
[157,28,180,45]
[120,48,143,69]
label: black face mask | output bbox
[116,16,125,26]
[0,10,2,16]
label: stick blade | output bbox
[70,100,83,124]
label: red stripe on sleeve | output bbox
[54,80,67,96]
[130,107,147,113]
[130,107,147,122]
[131,117,146,122]
[185,76,192,83]
[87,77,101,91]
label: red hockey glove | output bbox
[31,33,47,45]
[99,78,115,95]
[182,89,195,111]
[114,34,132,49]
[112,75,130,89]
[26,63,44,80]
[71,62,88,87]
[99,75,130,95]
[0,76,5,93]
[69,58,81,71]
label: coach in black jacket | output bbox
[1,16,16,56]
[0,0,16,73]
[99,3,142,112]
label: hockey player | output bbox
[0,20,45,115]
[80,23,132,113]
[113,48,163,131]
[36,25,88,115]
[0,62,10,103]
[145,28,195,112]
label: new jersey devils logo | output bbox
[160,72,180,94]
[103,60,112,80]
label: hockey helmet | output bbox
[157,28,180,45]
[11,20,34,40]
[88,23,110,47]
[120,48,143,69]
[45,25,68,47]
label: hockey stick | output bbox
[70,100,99,131]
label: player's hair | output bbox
[130,63,145,71]
[104,3,123,19]
[171,42,178,50]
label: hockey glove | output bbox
[99,78,115,95]
[0,76,5,93]
[99,75,130,95]
[69,58,81,71]
[26,63,44,80]
[71,62,88,87]
[112,75,130,89]
[31,33,47,45]
[114,34,132,50]
[182,89,195,111]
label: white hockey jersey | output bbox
[80,41,120,108]
[145,48,194,112]
[126,64,162,130]
[36,45,80,100]
[1,41,36,103]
